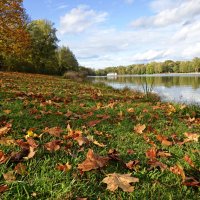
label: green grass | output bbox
[0,72,200,200]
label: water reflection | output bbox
[91,74,200,104]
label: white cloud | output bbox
[131,0,200,27]
[59,5,108,34]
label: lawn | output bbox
[0,72,200,200]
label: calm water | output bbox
[90,73,200,104]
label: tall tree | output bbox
[27,20,58,73]
[0,0,30,56]
[57,46,79,74]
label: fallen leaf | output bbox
[0,185,8,193]
[183,177,200,187]
[184,155,195,168]
[0,123,12,137]
[93,140,106,147]
[44,140,61,152]
[14,163,27,175]
[24,146,36,160]
[148,160,168,171]
[3,110,11,114]
[156,135,172,146]
[0,137,16,146]
[43,127,63,137]
[9,148,29,163]
[108,149,121,161]
[74,136,89,146]
[125,160,140,170]
[87,120,101,127]
[170,164,185,181]
[146,147,157,161]
[157,151,171,158]
[184,132,199,143]
[127,108,134,113]
[26,137,38,149]
[3,171,16,182]
[0,150,7,164]
[102,173,139,192]
[78,149,109,171]
[134,124,146,134]
[56,162,72,172]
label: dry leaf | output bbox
[3,171,16,182]
[14,163,27,175]
[78,149,109,171]
[184,132,199,143]
[183,177,200,187]
[156,135,172,146]
[0,185,8,193]
[44,140,61,152]
[125,160,140,170]
[0,150,7,164]
[102,173,139,192]
[0,137,16,146]
[146,147,157,161]
[87,120,101,127]
[0,123,12,137]
[56,162,72,172]
[24,146,36,160]
[44,127,63,137]
[184,155,195,168]
[74,136,89,146]
[148,160,168,171]
[3,110,11,114]
[170,164,185,181]
[157,151,171,158]
[134,124,146,134]
[93,140,106,147]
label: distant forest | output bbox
[95,58,200,75]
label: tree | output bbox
[57,46,79,74]
[0,0,30,56]
[27,20,58,74]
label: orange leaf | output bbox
[146,147,157,161]
[56,162,72,172]
[125,160,140,170]
[0,150,7,164]
[78,149,109,171]
[0,185,8,193]
[156,135,172,146]
[184,155,195,168]
[170,164,185,181]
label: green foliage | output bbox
[96,58,200,75]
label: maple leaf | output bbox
[43,127,63,137]
[156,135,172,146]
[78,149,109,171]
[134,124,146,134]
[56,162,72,172]
[170,164,185,181]
[3,171,16,183]
[146,147,157,161]
[44,140,61,152]
[0,123,12,137]
[0,185,8,193]
[102,173,139,192]
[125,160,140,171]
[148,160,168,171]
[14,163,27,175]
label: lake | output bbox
[90,73,200,105]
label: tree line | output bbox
[0,0,94,76]
[95,59,200,75]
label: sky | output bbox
[23,0,200,69]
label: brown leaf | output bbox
[3,171,16,182]
[157,151,171,158]
[9,148,29,163]
[14,163,27,175]
[0,185,8,193]
[108,149,121,161]
[125,160,140,170]
[24,146,36,160]
[148,160,168,171]
[146,147,157,161]
[183,177,200,187]
[44,140,61,152]
[134,124,146,134]
[43,127,63,137]
[74,136,89,146]
[87,120,101,127]
[0,123,12,137]
[170,164,185,181]
[56,162,72,172]
[102,173,139,192]
[184,155,195,168]
[78,149,109,171]
[156,135,172,146]
[0,150,7,164]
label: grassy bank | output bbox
[0,72,199,200]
